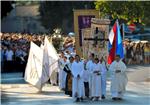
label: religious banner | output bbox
[74,9,99,57]
[82,18,110,62]
[42,36,59,78]
[24,42,43,90]
[78,15,95,46]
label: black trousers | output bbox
[4,61,14,72]
[84,82,89,98]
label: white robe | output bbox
[58,58,67,89]
[91,63,103,97]
[86,60,95,97]
[109,60,128,98]
[83,70,90,82]
[101,61,107,96]
[71,61,85,98]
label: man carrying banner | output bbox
[108,20,127,100]
[109,55,128,100]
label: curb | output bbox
[1,84,32,90]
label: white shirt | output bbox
[5,50,14,61]
[86,60,95,73]
[83,70,90,82]
[59,58,65,70]
[109,60,127,77]
[92,63,103,74]
[15,49,23,57]
[71,61,84,78]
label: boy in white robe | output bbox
[109,55,128,100]
[86,53,95,99]
[83,59,90,98]
[100,57,107,99]
[91,58,103,101]
[71,55,85,102]
[58,53,67,90]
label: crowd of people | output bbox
[123,39,150,65]
[1,33,49,74]
[58,52,127,102]
[1,33,149,74]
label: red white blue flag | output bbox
[107,20,124,64]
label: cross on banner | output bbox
[84,27,109,47]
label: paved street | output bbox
[1,65,150,105]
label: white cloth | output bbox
[70,52,76,57]
[24,42,43,90]
[65,53,71,60]
[71,61,85,98]
[86,60,94,97]
[5,50,14,61]
[91,63,103,97]
[42,37,59,85]
[109,60,128,98]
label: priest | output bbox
[109,55,128,100]
[63,56,74,96]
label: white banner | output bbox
[24,42,43,90]
[42,36,59,79]
[24,37,59,90]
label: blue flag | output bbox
[116,20,124,59]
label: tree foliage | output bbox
[39,1,95,34]
[95,1,150,26]
[1,1,13,19]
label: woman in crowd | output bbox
[144,43,150,64]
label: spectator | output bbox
[5,46,14,72]
[144,43,150,64]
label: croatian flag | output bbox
[107,20,124,64]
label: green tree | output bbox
[95,1,150,26]
[1,1,13,19]
[39,1,95,34]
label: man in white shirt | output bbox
[71,55,85,102]
[109,55,128,101]
[5,46,14,72]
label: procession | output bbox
[16,19,127,102]
[1,1,150,105]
